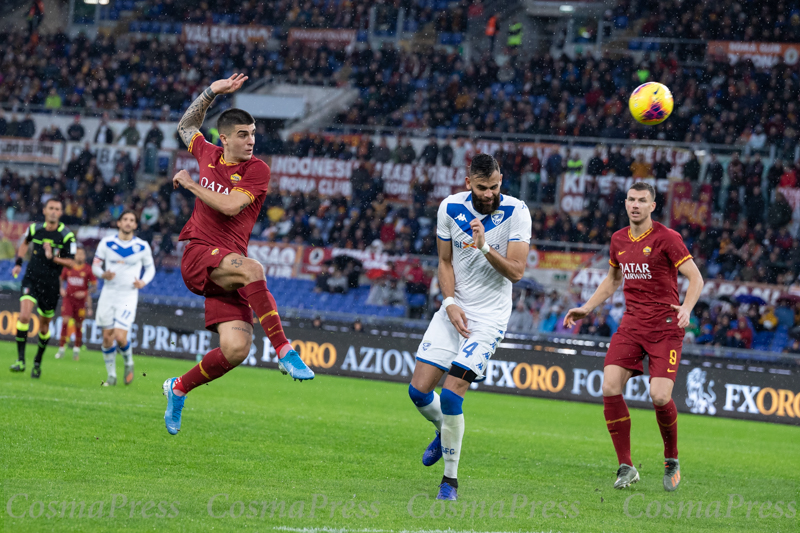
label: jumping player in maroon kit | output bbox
[162,74,314,436]
[564,182,703,492]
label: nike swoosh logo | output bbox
[667,369,676,373]
[618,251,626,255]
[208,164,215,168]
[268,323,281,331]
[654,88,659,94]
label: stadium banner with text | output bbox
[0,137,63,165]
[708,40,800,68]
[298,245,409,275]
[0,221,36,243]
[63,142,141,183]
[527,249,595,271]
[267,156,465,203]
[287,28,356,48]
[571,267,799,306]
[0,299,794,425]
[777,186,800,236]
[182,24,272,44]
[246,241,304,278]
[173,150,201,182]
[669,182,713,228]
[559,175,671,217]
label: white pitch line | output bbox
[272,526,580,533]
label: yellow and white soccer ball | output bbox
[629,82,673,125]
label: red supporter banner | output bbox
[288,28,356,48]
[527,249,595,271]
[708,40,800,68]
[376,162,466,203]
[182,24,272,44]
[0,221,33,243]
[173,151,201,182]
[669,182,713,229]
[270,156,355,196]
[559,175,670,217]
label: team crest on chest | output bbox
[230,173,242,183]
[491,210,504,226]
[643,246,652,256]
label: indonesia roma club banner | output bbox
[0,296,796,426]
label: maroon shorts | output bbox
[605,327,684,381]
[61,297,87,320]
[181,240,253,331]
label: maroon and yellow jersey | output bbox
[178,133,270,255]
[609,221,692,334]
[60,264,96,300]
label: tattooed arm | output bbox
[172,170,252,216]
[177,73,249,148]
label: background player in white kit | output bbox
[92,210,155,386]
[407,154,532,501]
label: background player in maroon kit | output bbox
[162,74,314,436]
[564,182,704,492]
[56,246,96,360]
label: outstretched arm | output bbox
[173,170,252,216]
[563,265,623,328]
[177,73,249,148]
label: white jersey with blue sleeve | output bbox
[92,235,155,331]
[436,191,532,330]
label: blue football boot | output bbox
[422,432,442,466]
[162,378,185,435]
[278,350,315,381]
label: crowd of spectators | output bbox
[625,0,800,43]
[2,26,800,150]
[138,0,474,34]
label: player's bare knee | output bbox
[115,331,128,345]
[602,381,623,397]
[651,391,672,406]
[241,258,265,283]
[221,343,250,366]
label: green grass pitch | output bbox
[1,341,798,533]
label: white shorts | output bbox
[416,309,505,378]
[95,291,139,331]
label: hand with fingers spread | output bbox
[210,73,248,95]
[670,304,691,328]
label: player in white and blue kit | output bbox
[408,154,532,500]
[92,210,155,386]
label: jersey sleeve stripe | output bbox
[437,236,451,241]
[187,132,203,153]
[674,254,693,268]
[232,187,255,202]
[609,259,619,267]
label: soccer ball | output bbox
[629,82,673,125]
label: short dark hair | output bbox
[469,153,500,180]
[629,181,656,201]
[217,108,255,135]
[44,198,62,207]
[119,209,139,224]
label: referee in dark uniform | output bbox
[10,199,76,378]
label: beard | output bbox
[471,192,500,215]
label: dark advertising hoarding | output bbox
[0,294,797,426]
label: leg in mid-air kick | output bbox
[163,252,313,435]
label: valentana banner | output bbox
[182,24,271,44]
[670,182,713,229]
[287,28,356,48]
[708,40,800,68]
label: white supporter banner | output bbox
[63,142,141,183]
[246,242,301,278]
[0,137,63,165]
[182,24,271,44]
